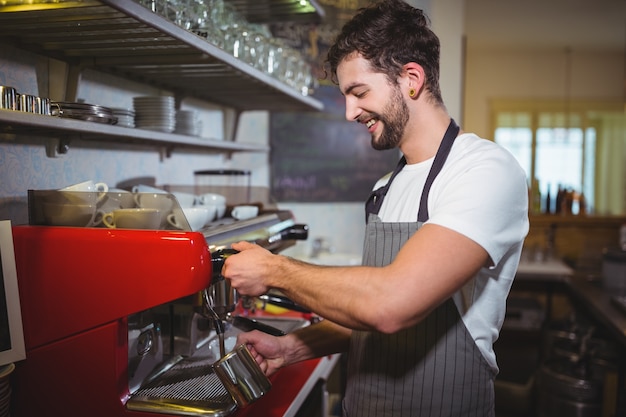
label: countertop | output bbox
[514,258,626,349]
[567,275,626,349]
[515,259,574,281]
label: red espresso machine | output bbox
[10,210,307,417]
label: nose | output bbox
[344,96,361,122]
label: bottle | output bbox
[555,184,563,215]
[544,183,552,214]
[531,178,541,214]
[578,192,586,215]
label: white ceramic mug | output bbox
[198,192,226,206]
[60,180,109,205]
[134,192,174,211]
[101,208,161,229]
[231,205,258,221]
[42,202,97,227]
[198,193,227,219]
[106,188,135,208]
[172,191,198,208]
[133,192,174,226]
[131,184,167,194]
[93,188,136,226]
[167,207,214,231]
[61,180,108,193]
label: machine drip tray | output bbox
[126,355,236,416]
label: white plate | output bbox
[137,126,175,133]
[0,364,14,379]
[133,96,174,103]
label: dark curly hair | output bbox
[324,0,443,105]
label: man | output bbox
[222,0,529,415]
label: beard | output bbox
[370,85,410,151]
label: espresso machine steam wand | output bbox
[195,248,240,357]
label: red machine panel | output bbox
[12,226,211,350]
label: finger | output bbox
[231,241,256,251]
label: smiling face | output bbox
[338,54,410,151]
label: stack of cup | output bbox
[40,180,109,227]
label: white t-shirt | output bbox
[376,132,529,371]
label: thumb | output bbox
[231,240,257,251]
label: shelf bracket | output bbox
[65,62,84,103]
[223,108,241,143]
[45,138,71,158]
[161,146,176,160]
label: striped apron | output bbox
[343,120,495,416]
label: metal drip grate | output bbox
[127,356,236,416]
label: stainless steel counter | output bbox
[567,275,626,349]
[514,259,626,349]
[514,259,574,322]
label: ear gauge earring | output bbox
[409,88,417,98]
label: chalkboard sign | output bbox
[270,85,399,202]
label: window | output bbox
[491,100,626,216]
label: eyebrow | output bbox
[342,82,367,96]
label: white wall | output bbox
[463,47,624,138]
[0,44,269,224]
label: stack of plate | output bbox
[174,110,201,136]
[111,107,135,128]
[133,96,175,133]
[51,101,117,125]
[0,363,14,417]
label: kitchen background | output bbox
[0,0,624,262]
[1,1,625,417]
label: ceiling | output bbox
[464,0,626,51]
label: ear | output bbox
[402,62,426,94]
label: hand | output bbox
[236,330,287,376]
[223,241,274,296]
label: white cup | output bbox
[172,191,198,208]
[198,193,227,219]
[61,180,108,193]
[134,192,174,211]
[231,205,258,221]
[106,188,135,209]
[42,202,97,227]
[131,184,167,194]
[101,208,161,229]
[167,207,214,231]
[93,188,136,226]
[198,192,226,206]
[134,192,175,226]
[59,180,109,205]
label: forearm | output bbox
[282,319,351,365]
[270,257,392,331]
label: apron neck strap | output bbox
[365,119,460,223]
[417,119,459,222]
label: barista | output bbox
[222,1,529,416]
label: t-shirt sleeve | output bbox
[426,143,529,266]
